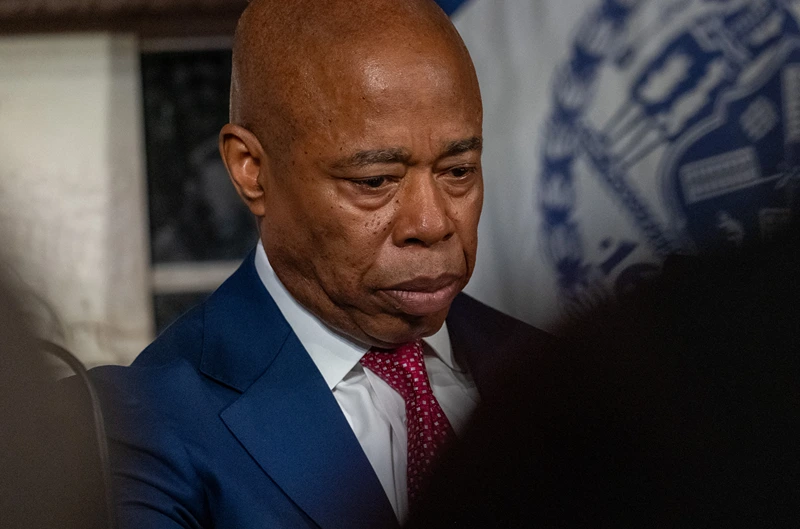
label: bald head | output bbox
[229,0,478,157]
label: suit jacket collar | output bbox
[199,248,291,392]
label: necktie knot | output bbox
[360,340,429,403]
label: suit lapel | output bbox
[446,293,556,401]
[220,332,398,529]
[200,252,398,529]
[446,294,497,398]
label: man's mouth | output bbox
[379,274,462,316]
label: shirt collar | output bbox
[254,241,460,390]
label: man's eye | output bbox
[450,166,474,178]
[355,176,387,188]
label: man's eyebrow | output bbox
[330,138,482,169]
[442,137,483,157]
[331,148,411,168]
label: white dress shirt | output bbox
[254,242,480,522]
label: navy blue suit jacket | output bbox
[91,251,552,529]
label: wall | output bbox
[0,33,152,366]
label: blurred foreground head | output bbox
[219,0,484,348]
[0,277,109,528]
[408,228,800,527]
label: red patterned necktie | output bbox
[360,340,456,508]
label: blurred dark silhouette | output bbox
[408,227,800,528]
[0,277,114,528]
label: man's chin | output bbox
[359,309,450,349]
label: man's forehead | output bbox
[279,37,481,151]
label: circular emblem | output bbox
[539,0,800,316]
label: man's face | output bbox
[260,43,483,347]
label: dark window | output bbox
[141,46,257,333]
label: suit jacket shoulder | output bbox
[133,304,205,368]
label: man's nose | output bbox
[392,172,455,248]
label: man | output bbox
[92,1,552,528]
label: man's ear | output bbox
[219,124,268,217]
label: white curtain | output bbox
[0,35,153,366]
